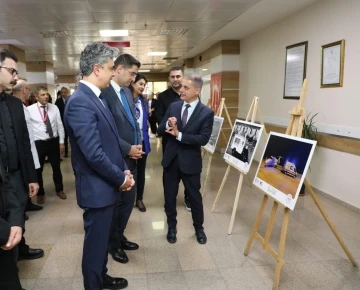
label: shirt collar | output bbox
[183,98,199,108]
[111,80,123,94]
[80,80,101,97]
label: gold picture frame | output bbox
[321,40,345,88]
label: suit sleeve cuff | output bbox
[176,132,182,141]
[121,175,127,187]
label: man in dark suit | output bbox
[156,67,192,211]
[64,43,133,290]
[102,54,143,264]
[0,49,44,262]
[55,86,69,157]
[0,157,23,290]
[158,74,214,245]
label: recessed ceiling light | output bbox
[138,69,150,72]
[202,69,208,71]
[147,51,167,56]
[99,30,128,37]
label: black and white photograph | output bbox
[224,120,264,174]
[203,116,224,154]
[253,132,317,210]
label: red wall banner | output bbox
[210,72,222,114]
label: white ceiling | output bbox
[0,0,320,75]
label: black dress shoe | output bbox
[27,202,43,212]
[24,213,29,221]
[109,247,129,264]
[121,239,139,251]
[167,227,177,244]
[135,200,146,212]
[103,274,128,289]
[195,229,207,244]
[18,248,44,260]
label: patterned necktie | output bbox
[134,98,141,120]
[41,105,54,138]
[182,104,191,127]
[120,89,138,144]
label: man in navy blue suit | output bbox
[157,74,214,245]
[64,43,134,290]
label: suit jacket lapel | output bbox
[183,101,202,131]
[79,84,119,141]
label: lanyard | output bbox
[37,103,48,122]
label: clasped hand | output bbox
[166,117,179,137]
[128,145,144,159]
[119,170,135,191]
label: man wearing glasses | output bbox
[0,49,44,289]
[101,54,143,265]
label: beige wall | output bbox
[239,0,360,208]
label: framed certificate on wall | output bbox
[283,41,308,100]
[321,40,345,88]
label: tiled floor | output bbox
[19,138,360,289]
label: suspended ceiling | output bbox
[0,0,320,75]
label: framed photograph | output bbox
[224,120,264,174]
[283,41,308,99]
[203,116,224,154]
[253,132,317,210]
[321,40,345,88]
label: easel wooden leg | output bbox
[211,165,231,212]
[273,208,290,290]
[304,179,358,267]
[202,154,213,197]
[228,173,244,235]
[244,195,268,255]
[263,202,279,248]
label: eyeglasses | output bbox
[124,67,137,77]
[0,66,19,77]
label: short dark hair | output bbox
[0,49,18,63]
[128,74,148,93]
[169,66,183,75]
[114,54,141,69]
[35,86,47,96]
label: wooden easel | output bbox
[244,79,358,290]
[211,96,266,234]
[202,98,233,196]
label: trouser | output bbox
[35,137,63,196]
[136,152,148,201]
[163,156,204,230]
[0,249,22,290]
[6,169,30,257]
[82,204,115,290]
[162,137,189,201]
[64,129,69,156]
[108,159,136,248]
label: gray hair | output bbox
[184,74,203,89]
[12,79,27,92]
[80,42,119,77]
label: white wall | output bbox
[239,0,360,208]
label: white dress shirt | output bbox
[110,80,124,105]
[27,102,65,143]
[23,104,40,169]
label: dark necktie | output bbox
[182,104,191,127]
[41,105,54,138]
[120,89,138,144]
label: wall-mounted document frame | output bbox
[283,41,308,100]
[321,40,345,88]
